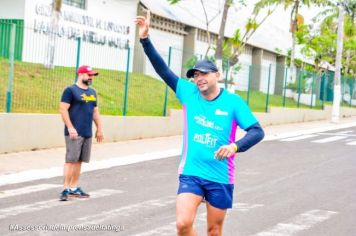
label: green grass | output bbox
[1,57,349,116]
[0,58,182,116]
[236,90,325,112]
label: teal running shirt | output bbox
[176,79,257,184]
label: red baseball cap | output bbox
[77,65,99,76]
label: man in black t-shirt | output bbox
[59,65,104,201]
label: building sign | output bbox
[33,3,130,49]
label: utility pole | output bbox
[332,1,345,123]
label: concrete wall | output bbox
[256,106,356,126]
[260,51,277,94]
[1,106,356,154]
[182,27,196,77]
[0,109,182,154]
[274,56,286,95]
[251,48,263,91]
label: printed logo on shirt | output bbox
[194,115,223,131]
[193,133,218,148]
[194,115,214,128]
[81,94,96,103]
[215,109,228,116]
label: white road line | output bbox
[0,184,61,199]
[346,140,356,145]
[77,196,176,224]
[0,189,123,220]
[317,133,356,137]
[253,209,338,236]
[1,122,356,187]
[311,136,348,143]
[335,130,354,134]
[233,203,264,212]
[0,149,180,187]
[131,202,264,236]
[281,134,319,142]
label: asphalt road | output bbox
[0,127,355,236]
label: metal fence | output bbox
[1,21,355,116]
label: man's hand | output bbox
[96,129,104,143]
[135,10,150,39]
[68,127,78,140]
[214,143,237,161]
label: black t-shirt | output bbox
[61,84,97,138]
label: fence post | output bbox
[265,64,272,113]
[350,80,354,107]
[74,37,81,82]
[322,72,327,110]
[341,76,345,107]
[224,60,229,89]
[163,47,172,116]
[122,47,131,116]
[282,67,288,107]
[310,73,315,108]
[297,70,302,108]
[247,65,252,105]
[6,23,16,113]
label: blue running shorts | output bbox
[177,175,234,209]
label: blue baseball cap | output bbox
[186,59,218,78]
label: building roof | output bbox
[140,0,318,63]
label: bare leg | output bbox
[69,161,82,188]
[63,163,75,188]
[206,202,227,236]
[176,193,203,236]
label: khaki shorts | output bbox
[65,136,92,163]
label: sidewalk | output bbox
[0,116,355,177]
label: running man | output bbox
[135,12,264,236]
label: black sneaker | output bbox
[69,187,90,198]
[59,189,70,201]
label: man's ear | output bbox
[215,72,221,79]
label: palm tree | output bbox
[312,0,356,121]
[255,0,327,83]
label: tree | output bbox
[312,0,356,75]
[44,0,62,69]
[254,0,328,84]
[215,0,234,72]
[302,0,356,120]
[223,4,276,83]
[168,0,275,86]
[169,0,222,57]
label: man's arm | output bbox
[214,123,264,160]
[93,107,104,143]
[59,102,78,139]
[135,12,179,92]
[140,37,179,92]
[235,123,264,152]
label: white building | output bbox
[0,0,138,71]
[0,0,318,94]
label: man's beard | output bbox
[83,79,92,86]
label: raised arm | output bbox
[135,11,179,92]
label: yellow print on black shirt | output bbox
[81,93,96,103]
